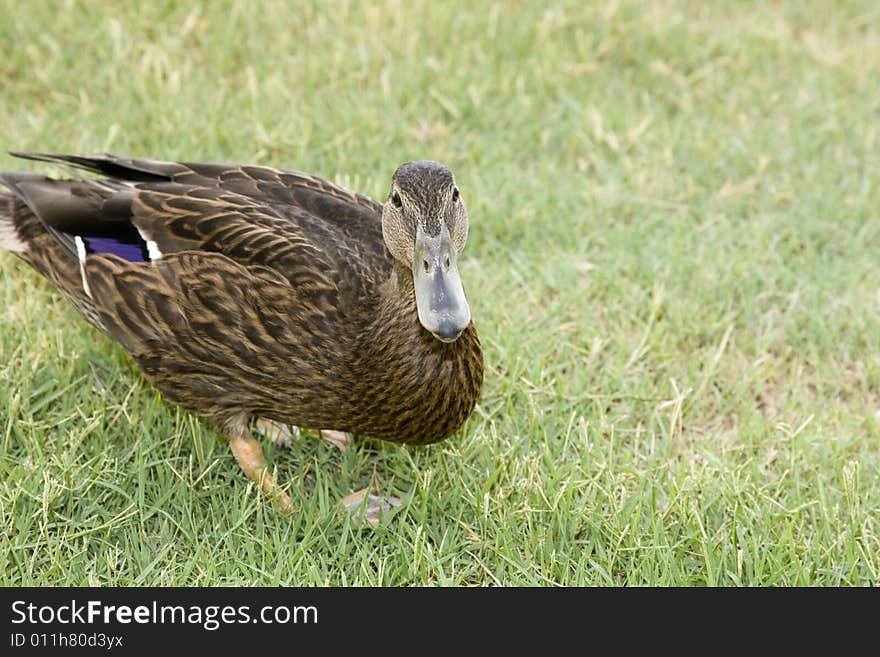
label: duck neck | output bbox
[350,261,483,444]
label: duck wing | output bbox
[2,153,381,419]
[6,152,392,309]
[10,150,388,273]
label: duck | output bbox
[0,151,484,518]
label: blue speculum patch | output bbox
[78,226,149,262]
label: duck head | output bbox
[381,161,471,343]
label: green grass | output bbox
[1,0,878,586]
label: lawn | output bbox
[1,0,878,585]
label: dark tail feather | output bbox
[0,176,104,328]
[9,151,176,183]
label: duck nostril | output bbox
[444,256,450,269]
[423,259,430,273]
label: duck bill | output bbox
[413,224,471,342]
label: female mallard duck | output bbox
[0,151,483,516]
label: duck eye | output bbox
[391,191,402,208]
[452,187,460,202]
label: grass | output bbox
[1,0,878,586]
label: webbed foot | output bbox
[338,487,402,527]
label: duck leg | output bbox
[227,428,294,513]
[256,418,301,448]
[256,418,353,451]
[252,420,398,525]
[319,429,353,450]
